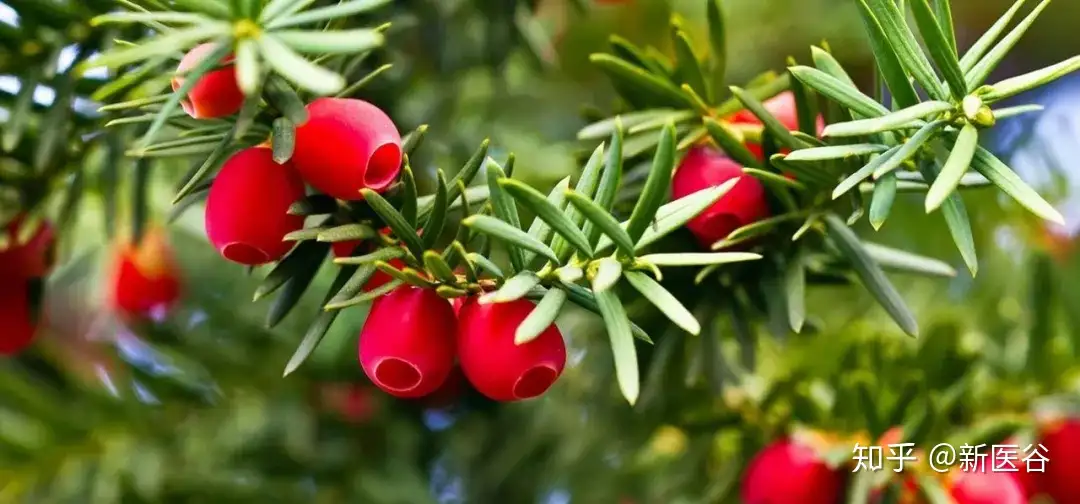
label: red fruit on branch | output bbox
[0,281,38,356]
[0,216,55,280]
[456,297,566,402]
[1040,418,1080,504]
[729,91,825,159]
[107,228,182,319]
[947,469,1028,504]
[451,297,465,317]
[291,97,403,201]
[171,43,245,119]
[741,438,844,504]
[671,146,770,249]
[358,286,457,398]
[205,147,306,265]
[331,240,364,258]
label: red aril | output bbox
[172,43,245,119]
[671,146,770,249]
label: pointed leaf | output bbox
[480,271,541,304]
[785,255,806,332]
[332,246,406,265]
[926,123,978,212]
[730,86,804,150]
[825,214,919,337]
[625,123,677,245]
[863,0,948,100]
[624,271,700,335]
[463,215,559,264]
[486,159,525,271]
[983,55,1080,103]
[566,190,636,257]
[316,223,376,243]
[258,34,344,95]
[833,145,902,199]
[275,28,384,54]
[596,180,739,254]
[466,252,504,279]
[910,0,967,97]
[271,117,296,163]
[872,120,946,179]
[784,144,890,162]
[706,0,727,97]
[359,188,425,259]
[590,54,694,109]
[704,117,761,168]
[869,172,897,230]
[80,24,226,71]
[853,0,922,107]
[422,169,449,249]
[401,166,418,227]
[822,101,950,138]
[502,179,592,258]
[971,146,1063,224]
[671,28,709,102]
[266,0,392,29]
[790,66,889,118]
[139,42,231,148]
[639,252,761,267]
[594,290,640,405]
[515,288,567,345]
[966,0,1051,89]
[919,162,978,276]
[583,123,625,249]
[266,243,330,328]
[862,242,956,277]
[530,176,573,262]
[959,0,1030,73]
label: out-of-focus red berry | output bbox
[1040,418,1080,504]
[358,286,457,398]
[171,43,245,119]
[0,281,38,355]
[108,228,182,319]
[729,91,825,159]
[947,469,1027,504]
[291,97,402,200]
[456,297,566,402]
[740,438,844,504]
[0,216,55,280]
[205,147,306,265]
[671,146,770,249]
[321,383,377,423]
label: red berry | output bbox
[0,281,38,355]
[0,216,55,280]
[205,147,306,265]
[331,240,364,258]
[730,91,825,159]
[947,469,1027,504]
[291,97,402,201]
[364,257,406,292]
[1040,419,1080,504]
[741,438,844,504]
[451,297,465,317]
[171,43,245,119]
[358,286,456,398]
[671,146,770,248]
[456,297,566,402]
[108,228,182,319]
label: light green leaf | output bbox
[480,271,542,304]
[271,117,295,163]
[235,38,261,96]
[639,252,761,267]
[467,252,504,278]
[992,104,1043,119]
[258,34,344,95]
[594,290,640,405]
[261,0,316,23]
[910,0,967,97]
[486,158,525,271]
[332,246,406,265]
[930,0,958,56]
[566,190,636,257]
[591,257,623,294]
[625,123,677,245]
[785,255,806,332]
[824,214,919,337]
[283,309,338,376]
[982,56,1080,103]
[266,0,392,30]
[597,179,739,254]
[789,66,889,118]
[862,242,957,277]
[869,172,897,230]
[971,146,1063,224]
[578,110,677,140]
[822,101,950,138]
[316,223,376,243]
[704,117,760,168]
[965,0,1050,89]
[417,140,489,221]
[583,122,625,249]
[275,29,384,54]
[78,24,227,71]
[833,145,902,199]
[91,11,207,25]
[463,215,559,264]
[919,161,978,276]
[514,288,567,345]
[853,0,922,107]
[530,176,573,262]
[959,0,1029,73]
[502,179,592,258]
[872,120,946,179]
[624,271,700,335]
[926,123,978,212]
[863,0,948,100]
[784,143,890,162]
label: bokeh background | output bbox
[2,0,1080,502]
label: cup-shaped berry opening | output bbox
[372,357,423,394]
[512,364,559,400]
[221,242,270,265]
[364,143,403,192]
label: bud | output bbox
[291,98,403,201]
[107,228,182,319]
[0,216,55,280]
[171,43,245,119]
[0,281,38,355]
[205,147,306,265]
[358,286,457,398]
[456,297,566,402]
[671,146,770,248]
[741,438,844,504]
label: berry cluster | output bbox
[740,420,1080,504]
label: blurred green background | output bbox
[3,0,1080,502]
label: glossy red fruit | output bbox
[451,297,465,317]
[0,216,55,279]
[291,97,402,201]
[741,438,844,504]
[205,147,306,265]
[171,43,244,119]
[331,240,364,258]
[108,228,182,319]
[947,469,1028,504]
[456,297,566,402]
[0,281,38,355]
[730,91,825,159]
[1040,419,1080,504]
[358,286,456,398]
[671,146,771,249]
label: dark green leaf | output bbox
[486,159,525,271]
[583,122,624,248]
[359,189,425,260]
[832,146,901,199]
[271,117,295,163]
[590,54,694,109]
[784,144,890,162]
[785,255,806,332]
[853,0,922,107]
[502,179,592,258]
[706,0,727,98]
[730,87,803,150]
[463,215,558,264]
[863,0,948,100]
[930,0,958,55]
[529,176,573,262]
[140,42,230,149]
[704,117,761,168]
[266,243,330,328]
[401,165,418,227]
[514,288,567,345]
[422,169,449,249]
[566,190,635,257]
[789,66,888,118]
[254,239,328,302]
[316,223,376,243]
[910,0,967,97]
[872,120,946,179]
[625,123,677,245]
